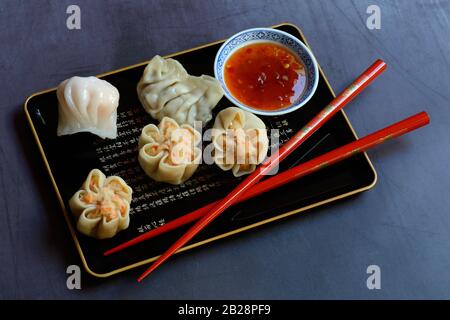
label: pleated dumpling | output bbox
[137,55,223,127]
[138,117,201,185]
[69,169,132,239]
[57,76,120,139]
[212,107,269,177]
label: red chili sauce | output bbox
[224,42,306,110]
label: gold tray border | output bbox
[24,22,377,278]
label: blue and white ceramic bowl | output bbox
[214,28,319,116]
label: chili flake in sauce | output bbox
[224,42,306,110]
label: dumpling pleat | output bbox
[56,76,119,139]
[137,55,223,127]
[77,208,102,238]
[138,117,201,185]
[69,190,92,218]
[212,107,269,177]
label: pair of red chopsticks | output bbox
[105,110,429,256]
[104,59,430,282]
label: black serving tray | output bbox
[24,23,376,277]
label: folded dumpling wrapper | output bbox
[138,117,202,185]
[212,107,269,177]
[69,169,132,239]
[57,76,120,139]
[137,55,223,127]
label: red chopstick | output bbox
[137,59,387,281]
[104,110,429,257]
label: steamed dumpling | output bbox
[138,117,201,185]
[212,107,269,177]
[69,169,132,239]
[57,76,119,139]
[137,55,223,127]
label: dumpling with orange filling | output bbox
[138,117,201,185]
[69,169,132,239]
[212,107,269,177]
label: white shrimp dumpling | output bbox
[57,76,120,139]
[212,107,269,177]
[137,55,223,127]
[69,169,132,239]
[138,117,202,185]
